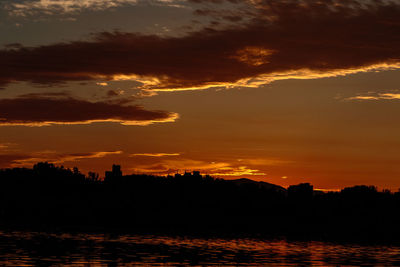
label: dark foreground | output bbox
[1,162,400,243]
[1,230,400,266]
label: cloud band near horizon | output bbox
[0,150,123,168]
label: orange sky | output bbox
[0,0,400,190]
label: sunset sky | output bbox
[0,0,400,190]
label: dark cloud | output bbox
[0,95,178,126]
[189,0,240,4]
[107,89,119,97]
[193,8,251,21]
[222,15,243,22]
[18,91,71,98]
[0,0,399,90]
[0,154,31,167]
[3,43,24,49]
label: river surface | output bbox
[0,230,399,266]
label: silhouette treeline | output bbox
[1,162,400,241]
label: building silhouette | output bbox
[105,164,122,182]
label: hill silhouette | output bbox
[230,178,286,193]
[0,162,400,242]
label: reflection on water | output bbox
[0,230,399,266]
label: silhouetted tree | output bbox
[0,162,399,241]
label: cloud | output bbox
[315,188,341,192]
[237,158,292,166]
[0,143,18,152]
[210,165,266,176]
[63,151,123,161]
[0,144,10,150]
[17,91,71,98]
[4,0,139,16]
[128,158,266,176]
[135,89,158,98]
[345,92,400,101]
[0,0,399,91]
[0,154,32,167]
[0,95,178,126]
[0,150,123,168]
[106,89,120,97]
[130,153,181,157]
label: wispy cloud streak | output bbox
[346,92,400,101]
[131,153,181,157]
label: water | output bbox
[0,231,399,266]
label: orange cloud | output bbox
[232,46,275,66]
[127,158,268,177]
[346,92,400,101]
[97,82,108,86]
[0,144,9,150]
[130,153,181,157]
